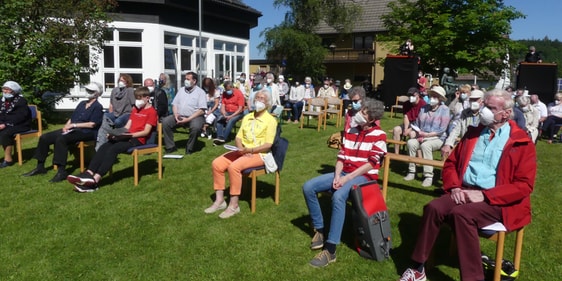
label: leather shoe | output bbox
[49,171,68,183]
[23,167,47,177]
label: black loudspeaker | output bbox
[517,63,558,103]
[383,56,418,108]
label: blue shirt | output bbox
[463,122,511,189]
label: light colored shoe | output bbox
[309,250,336,268]
[204,201,227,214]
[218,206,240,219]
[421,177,433,187]
[310,230,324,250]
[403,173,415,181]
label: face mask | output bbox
[470,101,480,112]
[352,100,361,111]
[118,81,126,88]
[305,83,310,88]
[352,112,368,126]
[522,106,530,113]
[147,86,155,93]
[203,87,209,92]
[85,90,97,99]
[430,97,439,106]
[158,79,164,86]
[418,73,422,77]
[323,84,329,89]
[3,93,14,99]
[479,106,499,126]
[266,78,273,84]
[225,90,233,95]
[254,101,266,112]
[135,99,146,108]
[184,79,192,88]
[556,100,561,105]
[409,96,417,103]
[295,82,300,86]
[239,79,245,83]
[460,93,468,100]
[254,83,263,91]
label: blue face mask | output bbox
[226,90,233,95]
[352,100,361,111]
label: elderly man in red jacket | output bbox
[398,89,536,281]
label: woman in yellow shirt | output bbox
[204,89,278,218]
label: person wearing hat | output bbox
[404,85,451,187]
[441,89,484,159]
[391,87,426,154]
[0,81,31,168]
[23,82,104,182]
[340,79,353,111]
[317,77,336,98]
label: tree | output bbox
[258,0,362,80]
[0,0,117,111]
[380,0,524,80]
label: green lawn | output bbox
[0,113,560,280]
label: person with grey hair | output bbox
[515,95,540,142]
[524,46,542,63]
[542,92,562,144]
[398,88,535,281]
[264,72,283,117]
[285,79,305,123]
[302,98,387,268]
[158,72,175,115]
[23,82,104,181]
[344,86,366,131]
[204,89,277,219]
[0,81,31,168]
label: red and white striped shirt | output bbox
[337,125,387,181]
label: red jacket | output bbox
[442,120,536,231]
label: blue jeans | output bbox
[285,101,303,121]
[302,172,368,245]
[215,112,242,141]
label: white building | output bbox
[57,0,261,110]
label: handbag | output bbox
[260,152,278,173]
[327,131,343,149]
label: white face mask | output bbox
[323,84,329,89]
[556,100,561,105]
[460,93,468,100]
[479,106,501,126]
[352,112,368,126]
[3,93,14,99]
[409,96,417,103]
[521,106,530,113]
[147,86,155,93]
[254,101,266,112]
[470,101,480,112]
[86,91,97,99]
[118,81,126,88]
[184,79,192,88]
[266,78,273,84]
[135,99,146,108]
[430,97,439,106]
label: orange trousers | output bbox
[212,151,264,195]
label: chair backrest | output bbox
[309,97,327,107]
[326,97,342,107]
[396,95,409,104]
[28,105,42,134]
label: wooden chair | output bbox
[324,97,344,128]
[127,123,163,186]
[390,95,409,118]
[300,97,327,131]
[15,105,42,166]
[241,137,289,213]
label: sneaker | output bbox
[73,184,99,193]
[204,201,227,214]
[218,206,240,219]
[403,173,416,181]
[310,230,324,250]
[200,131,207,138]
[421,177,433,187]
[398,268,426,281]
[213,138,225,146]
[67,172,96,186]
[309,250,336,268]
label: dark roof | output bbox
[209,0,261,16]
[314,0,393,34]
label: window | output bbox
[164,48,176,70]
[354,36,374,50]
[164,34,177,44]
[103,46,114,68]
[119,31,142,42]
[119,47,142,68]
[181,49,192,71]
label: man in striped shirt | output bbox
[302,98,387,268]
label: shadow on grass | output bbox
[103,159,161,186]
[316,164,334,174]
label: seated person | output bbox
[23,82,104,182]
[204,89,277,219]
[403,86,451,187]
[162,71,207,154]
[201,77,220,139]
[515,95,540,143]
[212,81,245,145]
[392,87,426,154]
[441,89,484,159]
[302,98,386,268]
[95,74,135,151]
[343,86,366,131]
[285,80,305,124]
[0,81,31,168]
[66,87,157,192]
[264,72,283,117]
[398,89,536,281]
[541,93,562,144]
[158,72,175,116]
[447,84,471,133]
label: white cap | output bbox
[85,82,103,94]
[278,75,284,80]
[2,81,22,94]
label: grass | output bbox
[0,113,560,280]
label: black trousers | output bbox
[88,138,141,177]
[0,125,30,146]
[33,129,96,167]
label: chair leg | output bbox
[133,152,139,186]
[493,231,506,281]
[514,228,524,270]
[79,142,85,173]
[274,171,280,205]
[158,151,162,180]
[251,171,257,213]
[16,137,23,166]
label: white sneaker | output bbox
[403,173,415,181]
[421,177,433,187]
[204,201,227,214]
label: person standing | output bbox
[158,73,175,116]
[524,46,542,63]
[398,89,536,281]
[162,72,207,154]
[95,74,135,151]
[302,98,386,268]
[0,81,30,167]
[23,82,104,182]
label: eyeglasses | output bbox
[352,99,361,103]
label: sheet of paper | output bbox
[410,124,420,132]
[223,145,239,151]
[481,222,507,231]
[163,154,184,159]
